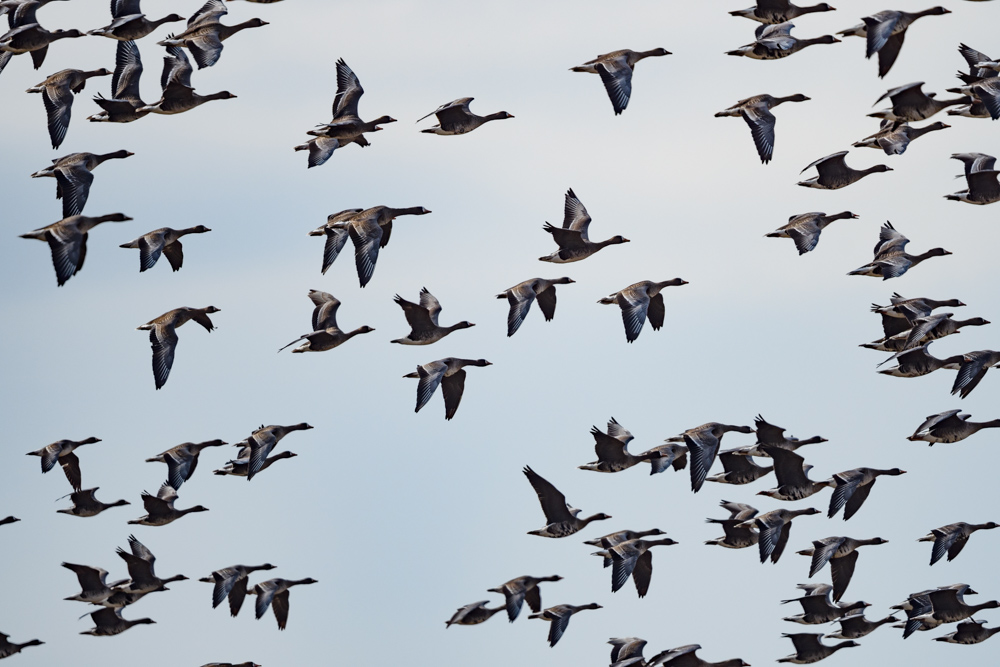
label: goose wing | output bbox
[808,536,846,577]
[685,430,721,492]
[951,351,999,399]
[320,225,350,274]
[185,30,224,69]
[112,40,143,101]
[253,579,278,619]
[756,22,797,50]
[148,324,178,390]
[562,188,592,236]
[523,466,573,524]
[54,164,93,218]
[593,425,629,464]
[347,217,382,288]
[741,104,777,164]
[440,368,466,420]
[413,360,447,413]
[594,55,633,115]
[830,550,858,601]
[615,287,651,344]
[332,58,363,119]
[137,230,167,271]
[162,239,184,271]
[308,290,340,330]
[59,451,83,490]
[862,11,900,58]
[505,284,535,337]
[271,589,291,629]
[163,450,194,489]
[764,445,811,488]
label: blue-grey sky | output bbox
[2,0,999,665]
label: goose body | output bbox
[417,97,512,135]
[669,422,754,492]
[849,221,951,280]
[24,67,112,148]
[0,632,43,659]
[870,82,969,122]
[528,603,601,647]
[579,418,663,473]
[859,7,952,77]
[523,466,610,538]
[705,447,773,485]
[90,0,183,41]
[570,48,670,115]
[137,306,220,389]
[778,633,858,663]
[716,93,810,163]
[120,225,211,272]
[726,23,840,60]
[201,563,276,617]
[157,4,267,69]
[279,291,374,353]
[798,151,892,189]
[643,644,750,667]
[243,423,312,481]
[487,575,563,622]
[144,439,226,489]
[877,342,964,377]
[212,449,297,478]
[80,608,155,636]
[20,213,132,286]
[404,358,491,420]
[497,277,575,337]
[871,293,964,337]
[26,436,100,490]
[705,500,759,549]
[908,410,1000,444]
[919,521,999,565]
[934,620,1000,645]
[31,150,133,218]
[445,600,504,627]
[253,577,318,630]
[945,152,1000,203]
[608,537,678,597]
[862,313,989,352]
[740,507,821,563]
[138,43,235,115]
[825,609,897,639]
[853,120,949,155]
[587,529,666,566]
[892,584,974,638]
[128,483,208,526]
[756,445,833,501]
[744,415,829,456]
[729,1,835,23]
[781,583,870,624]
[113,534,188,597]
[539,189,629,263]
[598,279,688,343]
[797,536,888,601]
[828,467,906,520]
[57,487,129,517]
[766,211,858,255]
[391,288,472,345]
[62,562,129,604]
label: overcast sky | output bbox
[2,0,1000,665]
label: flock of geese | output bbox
[2,0,999,665]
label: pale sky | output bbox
[2,1,1000,665]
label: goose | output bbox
[908,410,1000,444]
[715,93,810,163]
[391,288,473,345]
[971,78,1000,119]
[778,633,858,663]
[861,313,989,352]
[306,59,396,141]
[138,42,236,114]
[951,152,996,178]
[766,211,858,255]
[755,446,833,501]
[877,342,964,377]
[828,467,906,520]
[20,213,132,286]
[332,206,432,287]
[0,1,69,74]
[137,306,220,390]
[858,7,952,77]
[848,221,951,280]
[598,279,688,343]
[569,48,670,115]
[643,644,750,667]
[497,277,575,337]
[119,225,211,272]
[487,575,563,622]
[797,536,888,601]
[279,291,374,353]
[952,349,1000,398]
[871,293,965,337]
[128,484,208,526]
[62,562,128,603]
[523,466,610,538]
[729,1,836,23]
[642,442,688,475]
[0,516,19,526]
[782,584,870,624]
[947,101,991,119]
[667,422,754,492]
[744,415,829,456]
[738,507,821,563]
[893,586,958,638]
[253,577,318,630]
[243,423,312,481]
[705,500,759,549]
[934,619,1000,644]
[25,68,112,148]
[89,1,183,41]
[294,134,370,168]
[80,608,155,636]
[608,637,646,666]
[539,189,629,263]
[726,23,840,60]
[307,208,363,273]
[26,437,100,490]
[825,609,898,639]
[0,632,43,659]
[417,97,513,135]
[919,522,999,565]
[578,418,664,473]
[57,488,130,517]
[445,600,505,627]
[88,40,150,123]
[915,587,1000,625]
[144,439,227,489]
[114,534,188,596]
[31,150,133,218]
[0,24,83,72]
[200,563,276,617]
[212,449,297,478]
[852,120,949,155]
[528,603,601,647]
[798,151,892,189]
[705,447,773,485]
[869,82,969,121]
[608,537,678,597]
[404,358,491,420]
[945,160,1000,204]
[587,529,666,566]
[157,2,267,69]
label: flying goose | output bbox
[729,1,836,23]
[119,225,211,272]
[89,0,183,41]
[608,637,647,666]
[0,0,67,74]
[952,350,1000,398]
[487,575,563,622]
[306,59,395,139]
[523,466,610,538]
[715,93,810,163]
[892,586,965,638]
[726,22,840,60]
[113,534,188,598]
[329,206,432,286]
[919,521,999,565]
[497,277,575,337]
[128,484,208,526]
[279,291,374,353]
[778,633,858,663]
[705,500,759,549]
[825,609,898,640]
[243,423,312,481]
[755,446,833,501]
[31,150,133,218]
[528,603,602,647]
[852,120,949,155]
[26,437,100,490]
[80,608,155,636]
[569,48,670,115]
[404,358,491,420]
[861,313,989,352]
[828,467,906,520]
[857,7,952,77]
[62,562,129,604]
[608,537,678,597]
[871,293,965,337]
[137,306,220,390]
[212,448,297,478]
[915,587,1000,625]
[200,563,276,617]
[641,442,688,475]
[766,211,858,255]
[445,600,504,627]
[157,1,267,69]
[391,288,473,345]
[877,342,964,377]
[0,632,43,659]
[797,536,888,601]
[970,77,1000,120]
[598,279,688,343]
[781,583,870,624]
[908,410,1000,444]
[744,415,829,456]
[307,208,363,272]
[667,422,754,492]
[798,151,892,189]
[934,619,1000,644]
[951,152,996,178]
[848,221,951,279]
[57,488,130,517]
[294,134,371,167]
[253,577,318,630]
[539,189,629,263]
[643,644,750,667]
[578,418,664,473]
[869,82,969,121]
[26,68,111,148]
[145,439,227,489]
[88,40,150,123]
[706,447,773,485]
[417,97,513,135]
[945,154,1000,204]
[0,24,83,73]
[587,529,666,566]
[738,507,821,563]
[138,42,236,114]
[21,213,133,286]
[0,516,19,526]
